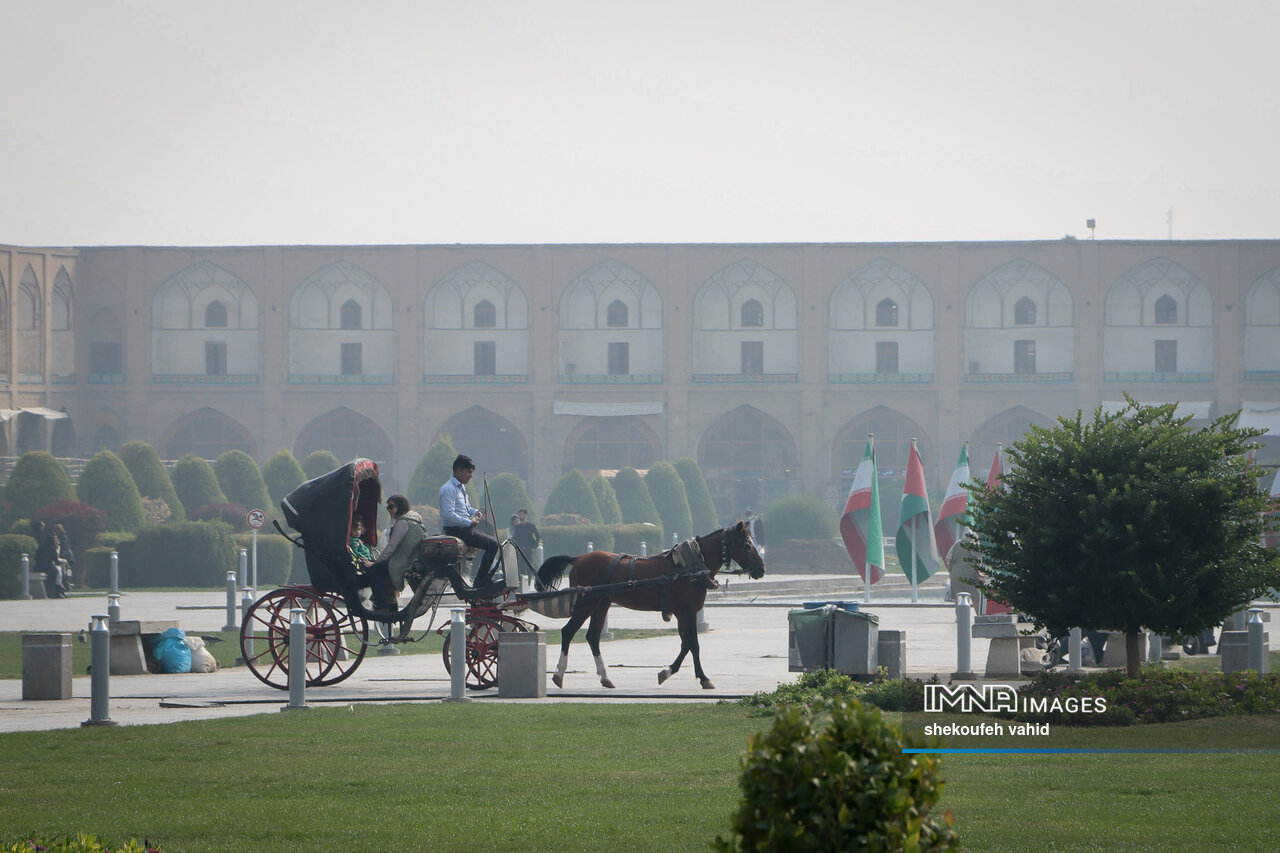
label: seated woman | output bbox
[363,495,426,611]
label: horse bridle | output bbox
[716,525,756,576]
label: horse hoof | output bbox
[602,678,616,689]
[701,679,715,690]
[552,673,564,688]
[658,668,671,685]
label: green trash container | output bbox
[831,608,880,676]
[788,606,831,671]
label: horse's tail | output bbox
[535,555,574,592]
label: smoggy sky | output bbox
[2,1,1277,247]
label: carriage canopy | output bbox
[280,458,382,596]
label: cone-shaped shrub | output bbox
[119,441,185,521]
[612,467,660,526]
[262,449,306,505]
[764,494,837,541]
[646,461,693,541]
[591,474,622,524]
[543,470,602,523]
[302,450,341,480]
[76,449,145,533]
[2,451,75,527]
[215,450,270,513]
[675,458,718,533]
[408,436,459,505]
[170,454,228,517]
[488,472,536,531]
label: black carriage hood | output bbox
[279,458,382,594]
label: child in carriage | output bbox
[349,516,376,567]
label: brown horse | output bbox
[534,521,765,690]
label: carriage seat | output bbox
[419,535,479,560]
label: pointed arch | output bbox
[829,259,934,380]
[558,260,662,380]
[1244,266,1280,377]
[427,260,528,330]
[153,261,258,330]
[1105,257,1211,327]
[52,268,73,331]
[294,407,393,472]
[0,269,8,376]
[559,259,661,330]
[291,261,391,330]
[474,299,497,328]
[159,407,256,460]
[698,404,797,520]
[436,406,529,482]
[563,415,659,474]
[832,406,933,538]
[1103,257,1213,378]
[18,265,40,331]
[968,406,1052,476]
[17,265,42,380]
[693,258,796,330]
[966,259,1072,329]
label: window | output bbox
[875,298,898,327]
[606,299,629,328]
[876,341,899,374]
[1014,340,1036,375]
[204,300,228,328]
[474,341,496,376]
[473,300,496,328]
[741,299,764,328]
[90,342,123,375]
[607,342,629,375]
[205,341,227,376]
[1155,295,1178,325]
[340,299,362,330]
[1014,297,1036,325]
[341,342,363,375]
[1155,339,1177,372]
[742,341,764,375]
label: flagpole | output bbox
[866,433,874,604]
[911,513,919,603]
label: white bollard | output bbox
[238,549,248,589]
[587,541,594,553]
[1069,627,1083,671]
[286,607,309,710]
[20,553,30,600]
[223,571,238,631]
[82,614,117,727]
[536,542,544,568]
[446,607,471,702]
[107,594,121,624]
[953,593,975,679]
[1248,609,1266,672]
[109,550,119,595]
[639,541,647,557]
[238,588,255,664]
[1148,631,1163,664]
[696,607,709,634]
[673,532,679,547]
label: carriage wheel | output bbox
[240,587,369,690]
[441,616,503,690]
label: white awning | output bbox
[1238,401,1280,437]
[0,407,69,422]
[1101,400,1213,420]
[553,401,664,417]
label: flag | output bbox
[896,438,940,584]
[840,436,884,584]
[933,443,970,565]
[986,443,1004,491]
[1265,467,1280,550]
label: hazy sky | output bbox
[2,1,1277,247]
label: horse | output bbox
[534,521,765,690]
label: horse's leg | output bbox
[552,601,594,688]
[666,607,714,689]
[583,600,615,688]
[658,613,692,685]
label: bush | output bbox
[610,522,662,555]
[646,461,693,541]
[119,440,185,521]
[0,534,38,599]
[542,513,590,526]
[713,698,961,852]
[262,449,306,506]
[7,519,32,537]
[302,450,341,480]
[76,450,145,533]
[408,437,458,506]
[170,455,227,517]
[763,494,838,541]
[728,669,932,718]
[1,451,75,528]
[141,497,172,526]
[234,532,295,586]
[540,525,614,556]
[488,472,537,530]
[543,470,601,522]
[189,503,248,528]
[214,450,271,513]
[590,475,622,524]
[612,467,660,527]
[125,522,238,587]
[675,458,719,533]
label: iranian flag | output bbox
[986,443,1004,490]
[840,435,884,588]
[933,443,970,565]
[896,438,940,592]
[1265,467,1280,550]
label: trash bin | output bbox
[788,607,832,671]
[22,633,73,700]
[498,631,546,698]
[831,608,879,677]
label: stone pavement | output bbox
[0,579,977,733]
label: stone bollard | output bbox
[20,553,31,600]
[110,551,119,596]
[639,541,647,557]
[877,630,907,679]
[1219,630,1250,673]
[237,588,256,665]
[22,633,73,700]
[1148,631,1163,664]
[1069,627,1083,671]
[1248,609,1269,674]
[536,542,544,568]
[498,631,547,698]
[952,593,976,679]
[223,571,238,631]
[82,615,117,727]
[445,607,471,703]
[238,549,248,589]
[107,594,121,624]
[697,607,710,633]
[285,607,309,710]
[672,532,679,548]
[587,541,594,553]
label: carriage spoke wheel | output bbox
[240,587,369,690]
[441,615,503,690]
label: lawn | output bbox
[1,705,1278,852]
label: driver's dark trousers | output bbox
[443,525,500,587]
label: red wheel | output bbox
[441,616,503,690]
[240,588,368,690]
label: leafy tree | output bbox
[76,450,145,533]
[302,450,341,480]
[262,449,306,505]
[764,494,838,541]
[1,452,75,527]
[214,450,272,513]
[612,467,660,527]
[119,441,185,521]
[675,457,718,533]
[968,399,1280,677]
[544,470,602,523]
[590,474,622,524]
[170,454,228,517]
[646,461,694,540]
[488,472,537,531]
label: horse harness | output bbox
[599,536,723,622]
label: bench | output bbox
[19,570,49,599]
[108,619,181,674]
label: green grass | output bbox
[1,706,1278,852]
[1170,649,1280,673]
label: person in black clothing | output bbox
[510,508,540,581]
[32,521,66,598]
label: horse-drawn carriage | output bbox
[239,458,767,693]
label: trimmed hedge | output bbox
[675,457,718,532]
[488,472,537,528]
[544,470,602,523]
[591,475,622,524]
[171,455,228,516]
[408,437,458,506]
[120,440,185,522]
[76,449,145,533]
[611,523,662,555]
[763,494,838,541]
[540,524,614,556]
[2,452,75,528]
[0,534,39,599]
[262,449,306,506]
[122,522,238,587]
[234,532,294,586]
[646,461,694,542]
[215,450,271,514]
[612,467,659,525]
[302,450,341,480]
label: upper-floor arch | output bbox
[152,261,260,381]
[559,260,661,330]
[1103,257,1213,379]
[427,260,528,330]
[153,261,258,330]
[1104,257,1211,328]
[693,258,797,330]
[424,260,529,381]
[966,259,1072,328]
[830,258,934,330]
[1245,266,1280,379]
[692,259,798,380]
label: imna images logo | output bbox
[924,683,1107,715]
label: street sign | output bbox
[246,509,266,530]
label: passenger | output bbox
[364,495,426,611]
[439,454,500,590]
[349,516,376,567]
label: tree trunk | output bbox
[1126,628,1143,678]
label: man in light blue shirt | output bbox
[439,454,500,590]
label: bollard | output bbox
[107,594,121,624]
[536,542,544,568]
[1069,627,1083,670]
[953,593,975,679]
[696,607,709,633]
[1148,631,1163,664]
[238,549,248,589]
[587,541,594,553]
[673,532,679,547]
[237,588,255,665]
[1248,609,1266,672]
[285,607,309,710]
[20,553,31,600]
[445,607,471,702]
[601,614,613,640]
[639,541,647,557]
[376,619,400,655]
[82,614,117,727]
[109,551,119,596]
[223,571,238,631]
